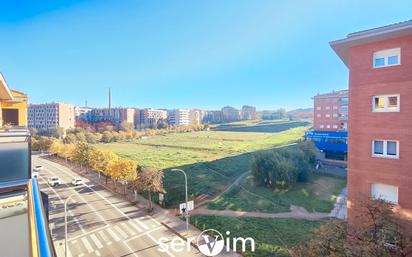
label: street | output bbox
[34,156,204,257]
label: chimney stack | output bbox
[109,88,112,110]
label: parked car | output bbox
[48,176,61,187]
[32,172,39,179]
[71,178,83,186]
[33,165,44,171]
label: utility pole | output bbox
[171,169,189,232]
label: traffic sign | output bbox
[179,200,194,214]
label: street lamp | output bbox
[64,184,91,257]
[171,168,189,232]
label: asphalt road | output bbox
[34,156,204,257]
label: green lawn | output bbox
[96,125,309,207]
[212,120,310,133]
[208,175,346,213]
[191,215,323,257]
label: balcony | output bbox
[0,128,55,257]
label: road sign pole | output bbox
[172,169,189,232]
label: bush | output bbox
[251,142,316,189]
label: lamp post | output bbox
[64,184,91,257]
[171,168,189,232]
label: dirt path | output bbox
[191,205,329,221]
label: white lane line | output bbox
[71,240,77,244]
[95,250,101,256]
[38,158,168,257]
[98,231,112,245]
[135,217,149,230]
[125,226,165,242]
[90,234,103,249]
[68,225,109,241]
[39,176,86,233]
[113,225,128,239]
[121,222,136,236]
[127,219,143,233]
[80,237,94,253]
[106,228,121,242]
[146,232,175,257]
[78,254,84,257]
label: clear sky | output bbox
[0,1,411,110]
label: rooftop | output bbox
[330,20,412,67]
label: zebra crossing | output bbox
[69,217,162,257]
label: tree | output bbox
[131,167,165,211]
[71,142,95,169]
[108,159,137,193]
[63,133,77,144]
[292,199,412,257]
[120,121,134,131]
[101,131,113,143]
[89,150,118,183]
[39,136,57,152]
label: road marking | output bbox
[80,237,94,253]
[90,234,103,249]
[113,225,128,239]
[68,225,109,241]
[127,219,142,232]
[95,250,101,256]
[71,240,77,244]
[106,228,121,242]
[125,226,165,242]
[98,231,112,245]
[121,222,136,236]
[78,254,84,257]
[135,217,149,230]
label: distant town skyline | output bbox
[0,1,411,110]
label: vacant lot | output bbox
[212,120,310,133]
[191,215,323,257]
[208,174,346,213]
[97,125,309,206]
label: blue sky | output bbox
[0,1,411,110]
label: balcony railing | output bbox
[0,127,55,257]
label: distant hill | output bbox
[287,108,313,120]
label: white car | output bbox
[71,178,83,186]
[48,176,61,187]
[33,165,44,171]
[32,172,39,179]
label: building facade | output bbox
[241,105,257,120]
[203,110,223,124]
[89,108,135,126]
[189,109,204,125]
[136,109,168,129]
[331,21,412,221]
[74,106,92,121]
[168,109,189,126]
[313,90,349,132]
[0,73,28,127]
[221,106,241,122]
[28,103,75,131]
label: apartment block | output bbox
[313,90,349,132]
[89,108,135,126]
[74,106,92,121]
[168,109,189,126]
[221,106,241,122]
[241,105,257,120]
[0,73,28,127]
[28,102,75,131]
[136,108,168,129]
[331,20,412,221]
[203,110,223,124]
[189,109,204,125]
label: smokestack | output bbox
[85,100,88,107]
[109,88,112,110]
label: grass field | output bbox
[208,175,347,213]
[191,215,323,257]
[212,120,310,133]
[96,124,309,207]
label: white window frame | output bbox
[372,94,400,112]
[316,106,321,110]
[326,106,330,110]
[332,125,338,129]
[372,139,399,159]
[371,183,399,204]
[319,124,324,129]
[373,48,401,68]
[325,114,330,118]
[316,114,321,118]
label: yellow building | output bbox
[0,73,28,127]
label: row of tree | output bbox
[48,140,164,210]
[251,141,317,189]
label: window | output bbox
[326,125,330,129]
[333,113,338,117]
[320,125,324,129]
[316,106,321,110]
[326,106,330,110]
[325,114,331,118]
[372,95,400,112]
[333,106,338,110]
[332,125,338,129]
[340,98,349,105]
[371,183,398,204]
[373,48,401,68]
[316,114,321,118]
[372,140,399,158]
[340,106,348,114]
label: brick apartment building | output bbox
[221,106,241,122]
[88,108,135,126]
[135,108,167,129]
[241,105,257,120]
[168,109,189,126]
[331,20,412,221]
[28,102,75,131]
[313,90,348,131]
